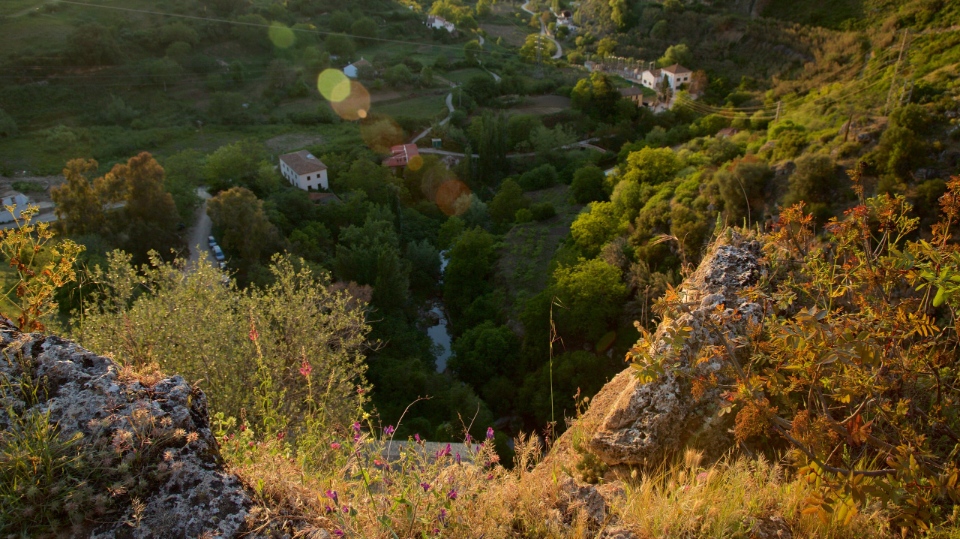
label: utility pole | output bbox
[885,30,909,115]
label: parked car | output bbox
[212,245,225,262]
[208,236,216,247]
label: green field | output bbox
[373,93,448,121]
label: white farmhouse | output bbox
[279,150,328,191]
[661,64,692,90]
[426,15,456,33]
[640,63,692,92]
[0,192,30,224]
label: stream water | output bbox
[426,253,452,372]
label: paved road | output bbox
[521,1,563,60]
[419,138,607,159]
[411,88,456,143]
[186,187,212,268]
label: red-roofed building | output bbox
[382,144,420,168]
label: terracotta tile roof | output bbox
[382,143,420,167]
[279,150,327,176]
[662,63,692,75]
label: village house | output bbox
[426,15,456,33]
[0,191,29,224]
[618,86,654,108]
[343,58,372,79]
[556,10,574,27]
[279,150,328,191]
[640,63,692,92]
[382,143,420,168]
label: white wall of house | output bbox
[344,64,358,79]
[664,71,691,90]
[280,162,328,191]
[641,70,659,89]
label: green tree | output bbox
[109,152,181,259]
[444,227,497,322]
[325,33,356,58]
[232,14,271,49]
[51,158,104,235]
[489,179,530,225]
[203,140,268,193]
[715,159,772,225]
[350,17,378,43]
[658,43,692,67]
[596,37,617,57]
[784,154,839,207]
[145,57,182,92]
[551,258,627,342]
[464,40,483,65]
[68,23,121,66]
[570,201,619,256]
[384,64,414,88]
[623,147,681,185]
[335,211,410,311]
[571,72,619,121]
[207,187,280,266]
[571,165,607,204]
[449,321,520,391]
[329,11,353,32]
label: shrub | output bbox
[530,202,556,221]
[571,165,607,204]
[518,164,558,191]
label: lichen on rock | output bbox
[0,322,251,538]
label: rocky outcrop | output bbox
[543,231,764,477]
[0,323,251,538]
[587,231,763,466]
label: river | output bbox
[426,253,452,372]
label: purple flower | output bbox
[443,443,451,457]
[439,508,447,525]
[414,433,422,444]
[420,482,431,492]
[486,473,494,481]
[353,422,361,434]
[342,505,349,514]
[486,427,494,440]
[333,529,344,537]
[384,425,395,436]
[330,442,341,450]
[448,489,458,500]
[325,505,333,514]
[325,489,339,505]
[455,452,461,465]
[465,434,472,444]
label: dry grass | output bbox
[226,423,905,538]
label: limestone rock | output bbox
[584,232,764,467]
[0,323,251,538]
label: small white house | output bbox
[426,15,456,33]
[640,64,691,91]
[279,150,328,191]
[640,68,662,90]
[0,192,29,224]
[343,58,372,79]
[662,64,692,90]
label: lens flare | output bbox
[436,180,471,216]
[360,118,405,154]
[317,69,351,102]
[268,22,295,49]
[407,154,424,172]
[330,81,370,121]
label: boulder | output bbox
[543,231,763,470]
[0,323,251,538]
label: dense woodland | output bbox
[2,0,960,534]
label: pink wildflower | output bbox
[299,360,312,378]
[420,482,431,492]
[330,442,341,450]
[384,425,395,436]
[448,489,458,500]
[486,427,494,440]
